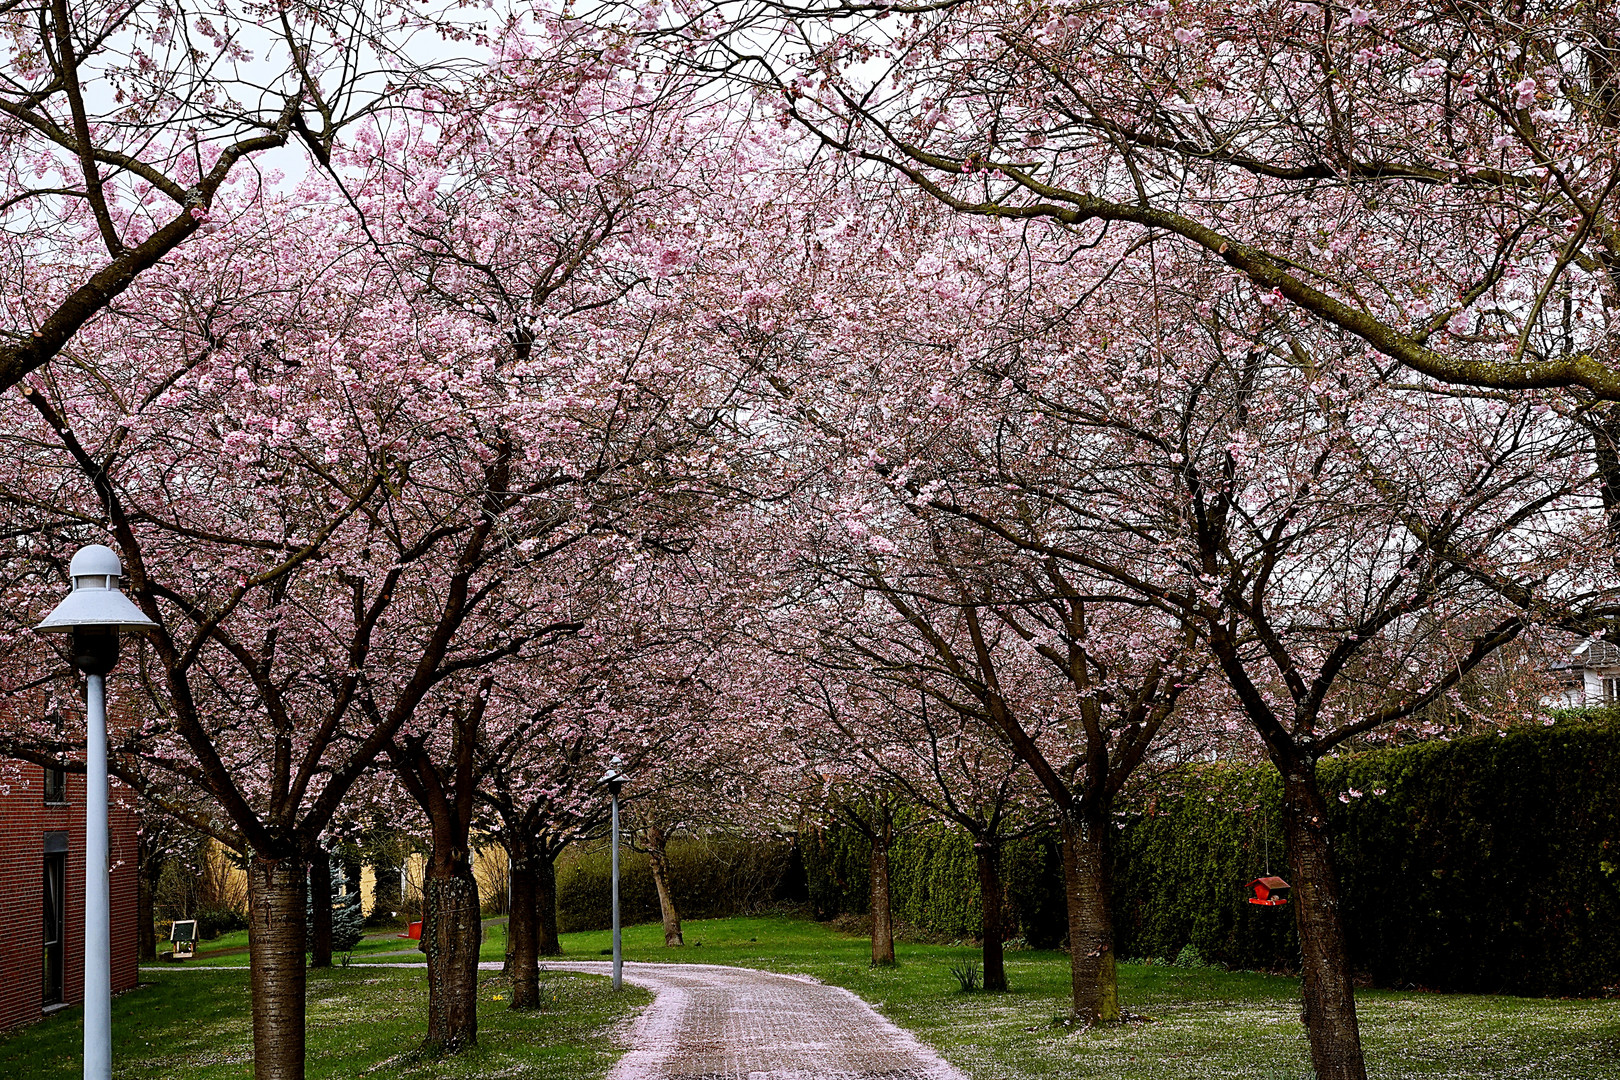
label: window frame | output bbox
[42,765,67,806]
[42,849,66,1006]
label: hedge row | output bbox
[555,835,801,933]
[801,721,1620,996]
[798,823,1068,948]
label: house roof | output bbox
[1573,640,1620,668]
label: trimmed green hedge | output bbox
[1328,723,1620,995]
[799,820,1069,947]
[1111,766,1297,972]
[802,721,1620,996]
[556,835,797,933]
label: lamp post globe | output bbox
[600,758,629,990]
[35,544,155,1080]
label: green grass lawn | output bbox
[157,922,479,967]
[17,912,1617,1078]
[557,914,1620,1080]
[0,964,646,1080]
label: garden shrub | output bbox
[1325,722,1620,995]
[1173,943,1206,969]
[305,875,364,953]
[1119,721,1620,994]
[194,905,248,940]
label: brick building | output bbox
[0,760,139,1031]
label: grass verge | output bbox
[149,922,508,968]
[0,964,647,1080]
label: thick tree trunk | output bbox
[646,824,684,947]
[536,853,561,957]
[368,847,401,921]
[137,865,158,962]
[1061,813,1119,1023]
[308,847,332,969]
[508,854,541,1008]
[421,871,481,1054]
[1281,765,1368,1080]
[975,841,1007,992]
[1590,409,1620,550]
[247,853,308,1080]
[869,819,896,967]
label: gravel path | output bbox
[544,960,969,1080]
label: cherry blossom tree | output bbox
[792,668,1049,990]
[0,68,759,1070]
[0,0,446,393]
[671,145,1614,1068]
[0,214,565,1078]
[671,162,1213,1017]
[384,676,498,1052]
[677,0,1620,410]
[354,36,775,1024]
[475,625,715,1005]
[890,292,1614,1075]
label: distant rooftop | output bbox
[1573,640,1620,668]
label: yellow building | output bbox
[203,837,512,922]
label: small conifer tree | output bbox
[308,864,365,954]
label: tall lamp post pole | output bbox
[35,545,156,1080]
[601,758,628,991]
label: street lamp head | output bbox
[36,545,157,675]
[600,756,629,797]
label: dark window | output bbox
[43,851,65,1005]
[43,766,66,805]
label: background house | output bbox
[0,760,138,1031]
[1548,639,1620,707]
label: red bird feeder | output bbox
[1247,876,1291,906]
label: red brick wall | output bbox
[0,760,140,1032]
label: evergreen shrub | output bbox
[194,906,248,940]
[305,874,364,953]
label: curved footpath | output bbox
[540,960,968,1080]
[166,957,970,1079]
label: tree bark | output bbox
[1589,408,1620,550]
[1281,765,1368,1080]
[508,851,541,1008]
[247,853,308,1080]
[1061,812,1119,1023]
[975,840,1007,991]
[869,816,896,967]
[137,863,158,962]
[308,847,332,969]
[536,852,561,957]
[367,843,402,922]
[646,824,684,947]
[389,685,489,1056]
[421,871,481,1054]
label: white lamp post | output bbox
[600,758,628,991]
[35,545,156,1080]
